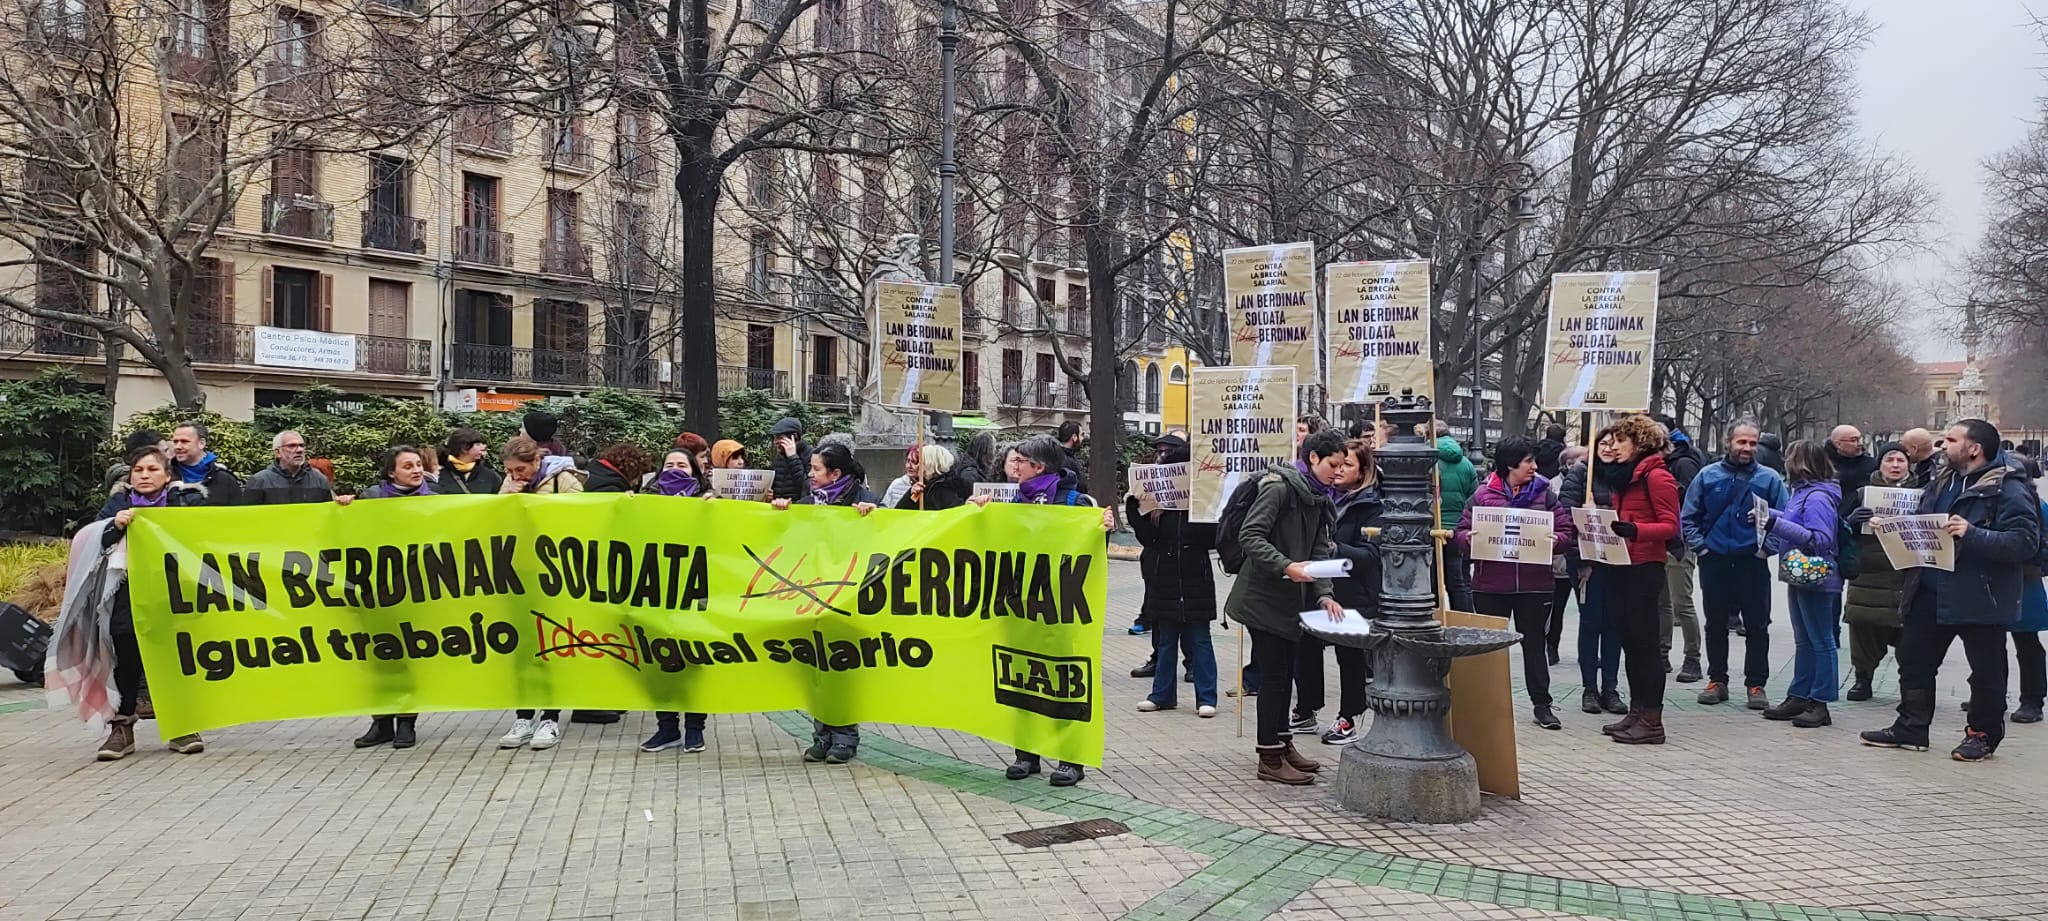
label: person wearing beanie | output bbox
[1842,442,1920,702]
[766,417,812,501]
[710,439,747,470]
[105,428,165,494]
[522,411,568,459]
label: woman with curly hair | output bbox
[586,442,654,493]
[1585,414,1683,745]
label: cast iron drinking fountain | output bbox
[1304,390,1522,823]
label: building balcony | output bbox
[261,62,332,110]
[451,343,588,386]
[456,227,512,267]
[263,193,335,242]
[961,383,982,411]
[542,238,593,277]
[1001,379,1057,408]
[456,108,514,155]
[603,350,659,390]
[546,124,595,173]
[613,251,657,289]
[719,365,790,398]
[184,322,430,375]
[1065,307,1089,335]
[1,316,99,359]
[806,374,852,405]
[361,211,427,254]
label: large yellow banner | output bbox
[875,281,964,411]
[1189,366,1295,523]
[1326,260,1433,404]
[1541,271,1659,410]
[125,497,1107,764]
[1224,242,1318,382]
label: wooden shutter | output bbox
[319,272,333,331]
[216,260,234,323]
[259,265,273,326]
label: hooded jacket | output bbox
[1534,437,1567,479]
[1763,479,1845,594]
[1455,473,1577,594]
[1845,464,1920,630]
[1223,463,1337,640]
[501,455,585,494]
[766,418,812,501]
[1664,434,1706,494]
[1434,436,1478,529]
[1756,434,1785,474]
[1902,454,2043,626]
[1681,458,1789,555]
[242,461,334,505]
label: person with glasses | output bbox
[241,430,334,504]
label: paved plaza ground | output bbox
[0,559,2041,921]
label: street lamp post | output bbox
[937,0,960,286]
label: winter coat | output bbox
[768,421,813,501]
[242,461,335,505]
[502,455,586,495]
[1902,456,2044,626]
[805,477,880,507]
[1327,479,1388,615]
[1756,434,1785,474]
[1125,498,1218,624]
[1582,453,1681,565]
[437,460,504,496]
[1223,463,1338,640]
[172,456,242,506]
[1763,480,1844,594]
[1534,438,1567,479]
[1664,437,1706,494]
[1455,473,1577,594]
[1827,445,1881,501]
[1062,448,1090,498]
[2018,495,2048,633]
[94,487,204,634]
[1844,470,1920,630]
[1681,459,1789,556]
[1434,436,1478,529]
[584,461,636,494]
[899,468,973,511]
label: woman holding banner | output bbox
[773,442,879,764]
[88,446,208,761]
[1126,434,1220,719]
[638,449,715,753]
[1455,436,1577,731]
[1752,441,1844,729]
[341,446,435,749]
[1843,443,1919,702]
[496,435,583,751]
[1584,415,1682,745]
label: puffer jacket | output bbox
[502,455,586,494]
[1125,497,1218,624]
[1327,478,1387,615]
[1763,480,1844,594]
[1844,470,1921,629]
[584,461,636,494]
[1434,436,1478,528]
[1223,463,1338,640]
[1585,452,1681,565]
[1455,473,1577,594]
[1902,455,2043,626]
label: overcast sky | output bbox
[1852,0,2043,359]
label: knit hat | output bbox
[1876,441,1907,463]
[710,439,746,468]
[522,411,559,443]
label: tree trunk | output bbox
[675,132,722,439]
[163,355,205,411]
[1087,232,1121,510]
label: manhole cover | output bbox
[1003,818,1130,848]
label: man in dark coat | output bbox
[1057,420,1089,497]
[1755,432,1785,474]
[1535,424,1568,479]
[1861,419,2044,761]
[767,417,812,501]
[168,424,242,505]
[242,430,334,504]
[1826,425,1881,504]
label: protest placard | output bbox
[1871,513,1956,571]
[1468,507,1555,564]
[1570,507,1633,566]
[1224,242,1318,382]
[711,468,774,501]
[1541,271,1659,410]
[874,281,963,411]
[1189,366,1296,523]
[1128,463,1190,514]
[972,482,1019,502]
[1861,485,1921,533]
[1326,260,1432,403]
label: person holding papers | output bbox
[1842,443,1921,702]
[1751,441,1844,729]
[1584,415,1682,745]
[1455,436,1577,731]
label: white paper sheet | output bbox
[1300,608,1370,636]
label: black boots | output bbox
[1846,674,1873,701]
[393,716,417,749]
[354,716,395,748]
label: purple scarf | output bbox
[128,487,169,508]
[366,479,431,499]
[652,469,700,497]
[1017,472,1063,503]
[1491,472,1546,507]
[1294,460,1342,503]
[812,475,857,506]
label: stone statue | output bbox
[857,234,932,444]
[866,234,927,301]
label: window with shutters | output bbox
[364,155,417,252]
[367,279,409,339]
[544,188,589,276]
[266,147,331,240]
[268,266,324,330]
[165,114,224,215]
[961,350,980,410]
[167,0,227,84]
[860,165,885,230]
[745,323,774,371]
[614,105,655,187]
[534,299,588,353]
[747,230,774,295]
[266,8,327,106]
[32,238,95,356]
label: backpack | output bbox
[1214,477,1268,575]
[1834,515,1861,582]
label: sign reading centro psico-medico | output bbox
[1541,270,1659,410]
[1224,242,1318,382]
[125,497,1108,765]
[874,281,963,411]
[1189,366,1295,523]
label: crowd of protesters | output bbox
[64,402,2048,779]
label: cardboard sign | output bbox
[1541,271,1659,410]
[1871,514,1956,571]
[1444,609,1519,799]
[874,281,964,411]
[1468,507,1555,564]
[1223,242,1318,382]
[1861,485,1921,533]
[1570,507,1632,566]
[1128,463,1191,513]
[1189,366,1296,523]
[1326,260,1432,403]
[972,482,1019,502]
[711,468,774,501]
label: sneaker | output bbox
[1225,685,1256,698]
[1533,706,1562,731]
[529,719,561,750]
[1746,687,1770,711]
[682,728,706,753]
[1005,757,1041,779]
[1697,681,1729,705]
[1137,700,1172,712]
[1952,730,1996,762]
[1289,711,1318,734]
[497,718,535,749]
[2015,702,2044,724]
[1049,763,1085,786]
[640,724,683,752]
[1859,727,1929,751]
[1598,690,1627,715]
[824,743,856,764]
[1197,705,1217,718]
[1580,690,1601,714]
[1676,657,1702,683]
[803,738,831,762]
[1128,623,1147,635]
[1321,716,1359,745]
[167,734,204,754]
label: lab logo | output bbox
[991,645,1093,721]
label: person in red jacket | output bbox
[1588,414,1684,744]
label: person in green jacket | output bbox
[1225,429,1348,786]
[1424,421,1479,611]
